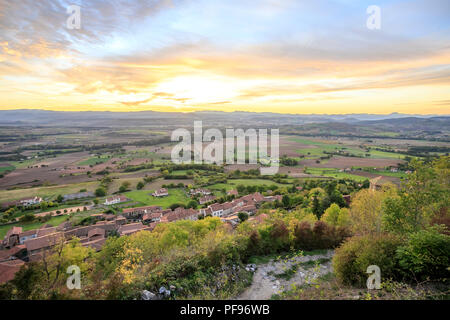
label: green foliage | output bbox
[396,226,450,281]
[95,187,106,197]
[383,157,450,234]
[136,181,145,190]
[238,212,249,222]
[333,234,403,287]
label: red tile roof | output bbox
[0,259,25,284]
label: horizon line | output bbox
[0,108,449,117]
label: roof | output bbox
[36,227,58,237]
[118,222,144,235]
[227,190,238,196]
[0,245,26,262]
[122,205,162,214]
[82,237,106,251]
[0,259,25,284]
[209,203,224,212]
[105,195,128,202]
[24,232,64,252]
[87,228,105,239]
[4,226,23,239]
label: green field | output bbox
[359,168,407,178]
[289,137,405,160]
[78,155,111,166]
[304,168,369,182]
[124,188,191,208]
[0,181,100,203]
[0,215,70,239]
[0,165,15,174]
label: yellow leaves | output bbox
[117,243,144,284]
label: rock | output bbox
[159,286,167,294]
[169,285,176,291]
[141,290,156,300]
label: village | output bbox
[0,186,285,284]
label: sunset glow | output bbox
[1,0,449,114]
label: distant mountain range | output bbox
[0,109,448,127]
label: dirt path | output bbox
[236,250,334,300]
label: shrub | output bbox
[293,221,350,251]
[396,226,450,281]
[95,187,106,197]
[333,234,403,287]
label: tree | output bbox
[40,201,48,211]
[349,185,396,235]
[282,195,291,208]
[383,157,449,234]
[238,212,249,222]
[56,195,64,203]
[136,181,145,190]
[186,200,198,209]
[321,203,340,226]
[95,187,106,197]
[119,181,130,193]
[20,213,35,223]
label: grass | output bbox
[0,215,70,239]
[289,137,406,160]
[305,168,369,182]
[124,188,191,208]
[78,155,111,166]
[0,181,100,203]
[0,165,15,174]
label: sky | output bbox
[0,0,449,114]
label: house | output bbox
[122,205,162,221]
[234,204,257,215]
[104,195,128,205]
[199,195,217,204]
[18,229,38,245]
[198,207,212,217]
[0,245,26,262]
[227,190,239,197]
[190,188,212,196]
[209,203,224,217]
[222,202,235,216]
[19,197,42,207]
[115,215,127,226]
[24,232,65,256]
[2,226,23,249]
[142,211,163,224]
[117,222,145,236]
[264,195,283,202]
[87,228,105,241]
[0,259,25,284]
[152,188,169,197]
[295,186,303,191]
[390,167,398,173]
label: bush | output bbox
[95,187,106,197]
[396,226,450,281]
[333,234,403,287]
[293,221,350,251]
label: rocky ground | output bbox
[236,250,334,300]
